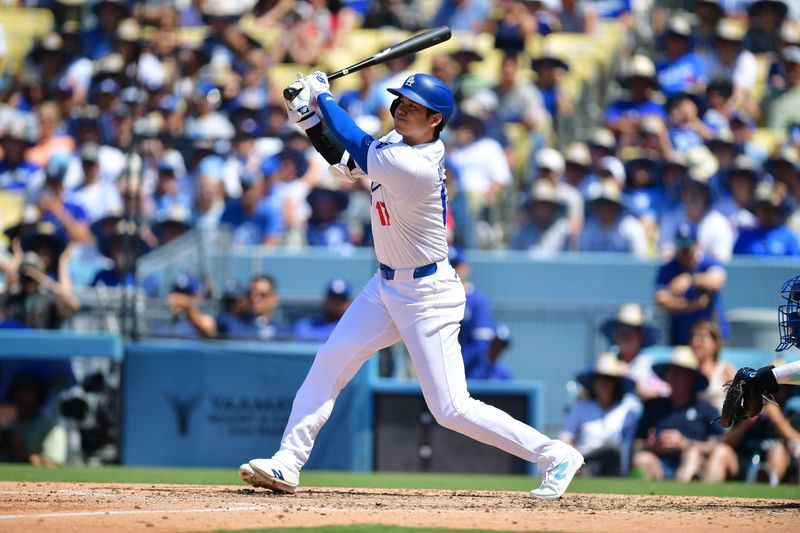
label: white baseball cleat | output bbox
[239,463,274,489]
[530,447,584,500]
[246,458,300,494]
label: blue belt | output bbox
[379,262,438,281]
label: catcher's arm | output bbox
[762,402,800,442]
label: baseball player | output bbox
[721,275,800,427]
[239,70,584,499]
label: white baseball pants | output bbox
[272,260,567,473]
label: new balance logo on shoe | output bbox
[552,461,570,481]
[272,469,285,481]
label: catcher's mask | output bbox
[777,274,800,351]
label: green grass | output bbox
[207,528,552,533]
[0,464,798,500]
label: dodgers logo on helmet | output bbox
[387,73,455,126]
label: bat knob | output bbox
[283,86,300,101]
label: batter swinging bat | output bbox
[283,25,452,101]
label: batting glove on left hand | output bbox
[284,75,320,128]
[305,71,331,99]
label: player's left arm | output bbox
[306,72,374,173]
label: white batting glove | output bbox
[305,71,331,99]
[329,152,365,183]
[329,163,366,184]
[284,76,320,128]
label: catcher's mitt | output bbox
[720,367,771,428]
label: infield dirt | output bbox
[0,481,798,532]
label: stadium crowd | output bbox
[0,0,799,477]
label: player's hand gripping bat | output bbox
[283,26,452,101]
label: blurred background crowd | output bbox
[0,0,798,480]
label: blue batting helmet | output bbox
[387,73,455,126]
[777,275,800,351]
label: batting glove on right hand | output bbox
[284,76,320,128]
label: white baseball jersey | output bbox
[366,130,449,269]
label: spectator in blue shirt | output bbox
[449,247,497,379]
[35,153,90,245]
[666,93,713,153]
[82,0,128,60]
[432,0,492,33]
[656,15,708,97]
[0,117,43,201]
[158,273,205,339]
[531,52,571,125]
[166,279,252,340]
[306,187,351,249]
[605,55,666,149]
[480,324,514,380]
[655,223,730,346]
[293,279,352,342]
[734,182,800,256]
[220,157,284,247]
[338,68,386,133]
[90,220,148,289]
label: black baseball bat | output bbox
[283,26,452,100]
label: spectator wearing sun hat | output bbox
[765,46,800,129]
[561,353,641,477]
[712,154,759,237]
[0,115,44,201]
[533,147,584,244]
[600,303,669,400]
[656,15,708,97]
[706,21,761,120]
[734,182,800,256]
[579,180,648,257]
[605,55,666,148]
[509,179,571,253]
[562,141,598,200]
[633,346,723,482]
[531,50,572,124]
[659,145,734,262]
[744,0,790,54]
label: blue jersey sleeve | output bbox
[317,93,374,172]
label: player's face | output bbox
[393,96,441,143]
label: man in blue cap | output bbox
[655,222,729,345]
[293,279,352,342]
[448,246,497,379]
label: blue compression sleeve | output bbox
[317,93,373,172]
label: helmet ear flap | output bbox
[390,97,401,117]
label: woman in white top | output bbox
[690,319,736,413]
[561,353,641,476]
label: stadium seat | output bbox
[752,128,786,154]
[0,7,54,74]
[0,190,24,248]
